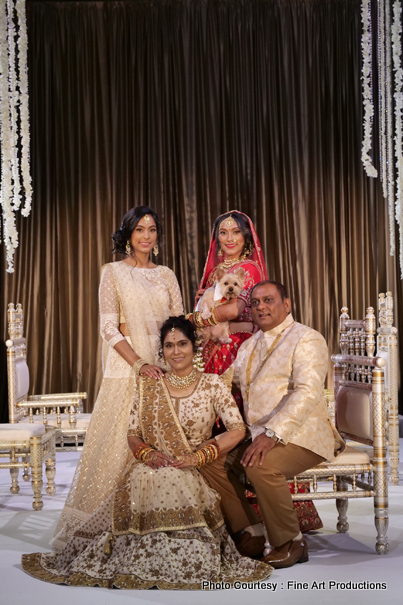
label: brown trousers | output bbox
[200,440,324,547]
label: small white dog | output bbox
[198,267,245,344]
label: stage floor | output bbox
[1,443,402,605]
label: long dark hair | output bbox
[112,206,163,254]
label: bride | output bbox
[22,316,272,589]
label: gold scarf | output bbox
[139,377,194,457]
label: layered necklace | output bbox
[218,253,247,271]
[166,369,198,389]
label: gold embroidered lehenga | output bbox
[22,374,271,589]
[51,261,184,550]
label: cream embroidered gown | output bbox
[51,261,184,549]
[22,375,271,589]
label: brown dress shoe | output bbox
[261,537,309,569]
[235,531,265,558]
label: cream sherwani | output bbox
[201,314,343,547]
[233,313,341,461]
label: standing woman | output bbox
[52,206,184,549]
[194,210,268,376]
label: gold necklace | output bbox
[245,326,291,402]
[166,369,197,389]
[218,253,246,270]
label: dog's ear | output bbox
[234,267,245,280]
[216,267,226,281]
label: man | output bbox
[201,280,343,568]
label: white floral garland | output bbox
[385,0,395,255]
[361,0,378,178]
[377,0,387,193]
[0,0,32,273]
[392,0,403,275]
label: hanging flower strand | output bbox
[392,0,403,275]
[361,0,378,178]
[16,0,32,217]
[0,0,32,273]
[385,0,395,255]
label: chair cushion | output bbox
[327,444,370,465]
[376,349,389,394]
[0,423,45,440]
[15,360,30,400]
[336,385,372,441]
[19,413,92,429]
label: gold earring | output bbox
[153,245,159,256]
[126,241,131,255]
[217,247,223,257]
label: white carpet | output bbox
[1,443,402,605]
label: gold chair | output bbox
[6,303,91,451]
[377,292,399,485]
[337,296,399,484]
[0,423,56,510]
[291,306,389,554]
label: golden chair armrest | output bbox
[27,392,87,401]
[17,400,84,428]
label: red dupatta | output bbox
[198,210,268,291]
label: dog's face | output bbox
[216,267,245,299]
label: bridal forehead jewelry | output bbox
[220,216,236,229]
[143,214,151,224]
[171,327,175,333]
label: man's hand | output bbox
[241,433,276,467]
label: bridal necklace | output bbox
[166,369,197,389]
[218,253,247,270]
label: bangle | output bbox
[193,312,204,328]
[133,358,147,376]
[193,442,221,468]
[192,311,219,329]
[210,308,219,325]
[133,442,156,461]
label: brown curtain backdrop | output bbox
[0,0,401,420]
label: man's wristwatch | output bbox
[264,427,281,443]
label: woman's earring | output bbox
[126,241,131,256]
[153,245,159,257]
[217,247,223,258]
[243,242,253,257]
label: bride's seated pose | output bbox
[22,316,271,589]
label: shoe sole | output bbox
[269,554,309,569]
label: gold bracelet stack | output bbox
[194,442,221,469]
[133,358,147,376]
[191,310,219,329]
[133,442,155,462]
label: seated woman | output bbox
[22,316,271,589]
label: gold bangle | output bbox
[210,308,219,325]
[133,358,147,376]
